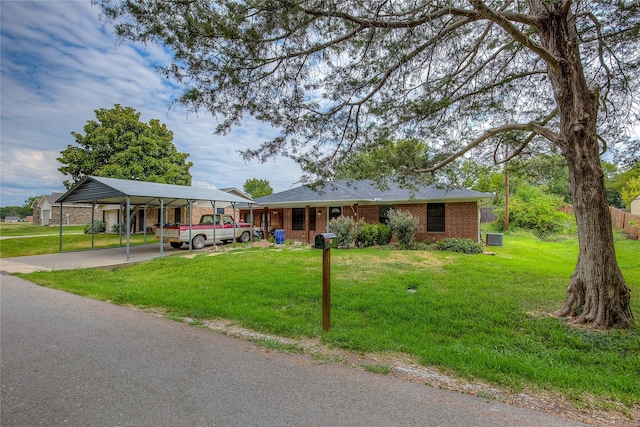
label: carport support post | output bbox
[322,248,331,331]
[91,202,95,250]
[143,205,148,244]
[232,202,237,243]
[59,202,63,253]
[159,198,164,256]
[188,200,193,251]
[119,204,124,247]
[249,204,254,242]
[125,196,131,262]
[211,201,216,245]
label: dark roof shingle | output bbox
[255,179,493,206]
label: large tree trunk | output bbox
[533,2,633,328]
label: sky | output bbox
[0,0,303,207]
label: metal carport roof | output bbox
[56,176,252,206]
[55,176,256,261]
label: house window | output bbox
[427,203,445,232]
[379,205,394,224]
[329,206,342,220]
[292,208,305,230]
[309,207,316,231]
[291,207,316,230]
[217,207,225,214]
[174,207,181,224]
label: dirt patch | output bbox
[381,251,448,268]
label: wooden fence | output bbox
[559,204,638,240]
[479,207,497,223]
[609,207,639,240]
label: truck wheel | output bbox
[170,242,183,249]
[239,231,251,243]
[192,235,206,249]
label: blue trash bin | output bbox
[275,229,285,244]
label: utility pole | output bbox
[505,145,510,231]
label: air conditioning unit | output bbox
[486,233,504,247]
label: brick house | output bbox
[240,179,493,244]
[32,192,101,226]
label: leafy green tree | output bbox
[58,104,192,188]
[243,178,273,199]
[101,1,640,328]
[601,162,626,209]
[508,154,570,202]
[621,176,640,209]
[24,196,40,210]
[0,206,31,219]
[494,184,576,237]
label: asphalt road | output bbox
[1,275,586,426]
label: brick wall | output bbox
[426,202,479,242]
[50,206,102,226]
[241,202,480,243]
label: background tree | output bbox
[621,176,640,209]
[243,178,273,199]
[601,161,626,209]
[101,1,639,328]
[58,104,192,188]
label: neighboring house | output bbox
[631,195,640,216]
[4,216,20,223]
[32,192,101,226]
[218,187,253,217]
[242,179,493,244]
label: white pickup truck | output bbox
[155,214,252,249]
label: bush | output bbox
[493,185,576,238]
[111,223,122,234]
[376,223,392,245]
[436,238,483,254]
[327,216,364,248]
[357,223,392,247]
[84,220,105,234]
[387,209,419,247]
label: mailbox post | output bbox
[314,233,337,331]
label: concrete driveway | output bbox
[0,276,586,426]
[0,243,177,274]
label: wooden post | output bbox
[322,248,331,331]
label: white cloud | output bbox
[0,0,301,207]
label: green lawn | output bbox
[0,222,85,236]
[17,232,640,412]
[0,228,151,258]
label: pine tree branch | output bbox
[469,0,561,70]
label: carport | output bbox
[55,176,255,261]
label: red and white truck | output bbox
[155,214,252,249]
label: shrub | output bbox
[493,185,576,238]
[111,223,122,234]
[436,238,483,254]
[84,220,105,234]
[357,223,392,247]
[327,216,363,248]
[357,224,378,247]
[375,223,392,245]
[387,209,419,247]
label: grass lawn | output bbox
[0,224,152,257]
[0,222,85,236]
[17,231,640,412]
